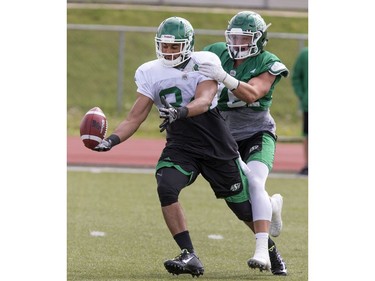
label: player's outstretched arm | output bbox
[94,94,153,151]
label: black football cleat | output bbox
[269,245,287,276]
[164,249,204,277]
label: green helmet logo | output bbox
[225,11,271,59]
[155,17,195,67]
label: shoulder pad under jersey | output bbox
[268,61,289,77]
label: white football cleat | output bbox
[247,237,271,271]
[270,194,283,237]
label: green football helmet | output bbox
[225,11,271,59]
[155,17,195,67]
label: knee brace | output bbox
[225,200,253,222]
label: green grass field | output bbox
[67,170,308,281]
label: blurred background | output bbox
[67,0,308,10]
[67,0,308,139]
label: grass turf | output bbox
[67,171,308,281]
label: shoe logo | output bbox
[183,256,194,263]
[230,183,241,192]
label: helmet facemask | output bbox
[225,28,264,59]
[225,11,271,60]
[155,17,195,67]
[155,35,192,67]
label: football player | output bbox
[199,11,289,275]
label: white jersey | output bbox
[134,51,220,109]
[134,51,239,160]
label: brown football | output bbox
[79,107,108,149]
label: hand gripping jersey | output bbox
[204,42,289,141]
[134,51,239,160]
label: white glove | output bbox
[198,62,227,82]
[198,62,240,90]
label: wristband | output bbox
[107,134,121,147]
[223,74,240,91]
[177,106,189,119]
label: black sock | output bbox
[173,230,194,253]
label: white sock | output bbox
[253,232,270,262]
[255,232,269,240]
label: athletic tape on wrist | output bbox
[223,74,240,91]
